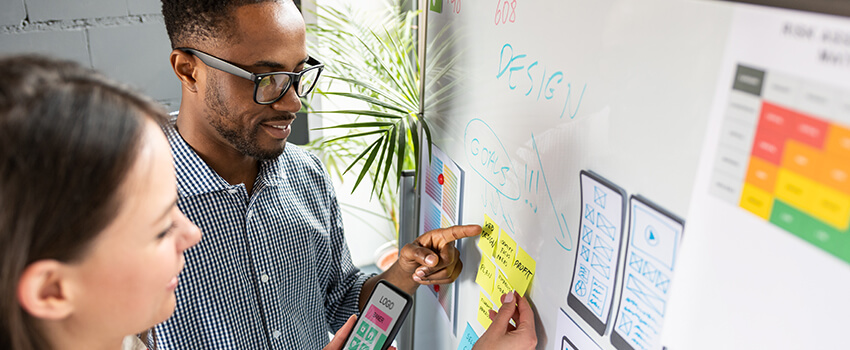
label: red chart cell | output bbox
[751,127,786,166]
[759,101,829,149]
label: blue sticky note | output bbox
[457,323,479,350]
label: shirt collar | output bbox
[164,114,287,198]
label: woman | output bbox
[0,55,535,349]
[0,55,203,349]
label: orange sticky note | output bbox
[506,246,536,296]
[493,230,516,271]
[478,214,499,256]
[477,292,494,329]
[475,257,497,295]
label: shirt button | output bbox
[260,274,270,283]
[227,188,238,194]
[272,330,281,339]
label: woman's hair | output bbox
[0,55,168,350]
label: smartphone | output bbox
[343,280,412,350]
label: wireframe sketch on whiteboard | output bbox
[567,170,628,335]
[611,196,684,350]
[419,144,465,335]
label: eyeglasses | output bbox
[179,48,324,105]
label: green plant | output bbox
[304,1,459,238]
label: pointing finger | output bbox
[416,224,482,248]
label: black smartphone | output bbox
[343,280,412,350]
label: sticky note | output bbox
[475,257,497,295]
[493,229,517,271]
[457,323,479,350]
[477,292,494,329]
[506,246,536,296]
[478,214,499,256]
[493,270,512,307]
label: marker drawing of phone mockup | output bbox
[343,280,412,350]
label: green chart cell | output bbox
[770,200,850,264]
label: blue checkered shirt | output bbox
[152,116,370,349]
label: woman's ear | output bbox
[17,260,74,321]
[170,49,200,93]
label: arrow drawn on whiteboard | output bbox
[531,133,573,251]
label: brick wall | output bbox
[0,0,179,110]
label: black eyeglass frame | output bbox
[178,47,324,105]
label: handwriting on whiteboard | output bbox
[465,118,521,200]
[494,0,516,25]
[496,43,587,119]
[465,118,574,251]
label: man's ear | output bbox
[171,49,200,93]
[17,260,74,321]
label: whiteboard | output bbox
[414,0,850,349]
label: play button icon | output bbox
[645,226,659,246]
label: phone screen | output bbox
[343,281,411,350]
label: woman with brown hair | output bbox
[0,55,203,350]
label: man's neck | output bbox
[175,107,259,194]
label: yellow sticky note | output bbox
[493,270,512,307]
[506,246,536,296]
[478,214,499,256]
[477,292,494,329]
[475,257,497,295]
[493,229,517,271]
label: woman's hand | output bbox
[473,291,538,350]
[323,315,357,350]
[322,315,397,350]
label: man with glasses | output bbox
[155,0,479,348]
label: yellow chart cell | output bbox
[812,185,850,231]
[774,169,818,214]
[740,183,774,220]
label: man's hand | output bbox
[360,224,481,307]
[399,224,481,285]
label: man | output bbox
[155,0,480,348]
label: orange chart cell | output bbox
[744,157,778,193]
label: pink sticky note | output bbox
[365,305,393,331]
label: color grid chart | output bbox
[710,64,850,264]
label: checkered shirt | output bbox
[152,116,370,349]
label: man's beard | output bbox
[204,73,287,160]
